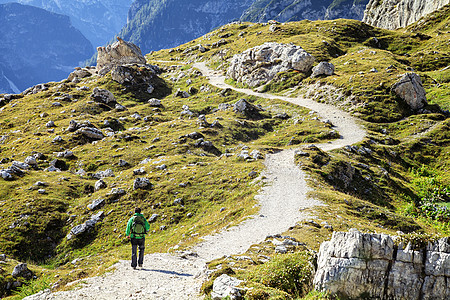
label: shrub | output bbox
[246,251,314,297]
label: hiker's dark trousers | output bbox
[131,238,145,268]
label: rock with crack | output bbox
[97,37,146,75]
[211,274,244,300]
[90,87,117,108]
[391,73,428,110]
[311,62,335,77]
[227,42,315,87]
[314,229,450,299]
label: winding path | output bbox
[26,63,366,300]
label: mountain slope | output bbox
[0,0,133,47]
[119,0,255,53]
[240,0,370,23]
[1,4,449,299]
[0,3,93,93]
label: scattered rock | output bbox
[148,98,162,107]
[175,89,190,98]
[211,274,244,300]
[93,169,115,179]
[94,179,107,191]
[46,121,56,128]
[148,214,159,223]
[233,99,263,119]
[133,178,152,190]
[87,199,105,211]
[227,42,315,87]
[392,73,428,110]
[12,263,33,279]
[133,168,146,175]
[90,87,117,107]
[311,62,335,77]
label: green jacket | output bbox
[126,213,150,239]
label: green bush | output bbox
[246,252,314,297]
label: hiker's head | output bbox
[135,207,141,214]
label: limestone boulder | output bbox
[97,37,146,75]
[211,274,244,300]
[227,42,315,87]
[391,73,427,110]
[311,62,335,77]
[90,88,117,106]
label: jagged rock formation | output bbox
[240,0,370,23]
[227,42,315,87]
[363,0,450,29]
[96,37,146,75]
[0,0,133,47]
[314,229,450,299]
[0,3,93,94]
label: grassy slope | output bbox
[0,5,449,300]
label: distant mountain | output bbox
[0,3,93,93]
[119,0,255,53]
[0,0,133,47]
[240,0,370,23]
[119,0,370,54]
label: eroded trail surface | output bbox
[26,63,365,300]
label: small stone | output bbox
[46,121,56,128]
[95,179,107,191]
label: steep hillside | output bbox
[0,4,449,299]
[240,0,369,23]
[0,0,133,47]
[0,3,94,94]
[363,0,450,29]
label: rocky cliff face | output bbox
[314,230,450,299]
[363,0,450,29]
[120,0,255,54]
[240,0,370,23]
[0,3,93,93]
[0,0,133,47]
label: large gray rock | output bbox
[314,230,450,299]
[12,263,32,279]
[311,62,335,77]
[392,73,428,110]
[90,87,116,106]
[133,177,152,190]
[97,37,146,75]
[227,42,315,87]
[211,274,244,300]
[363,0,450,30]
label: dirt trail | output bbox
[26,63,365,300]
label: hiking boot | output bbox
[132,266,136,270]
[138,264,143,268]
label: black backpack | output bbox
[131,215,147,238]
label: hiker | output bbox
[126,207,150,269]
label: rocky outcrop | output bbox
[96,37,146,75]
[227,42,315,87]
[314,229,450,299]
[391,73,428,110]
[240,0,370,23]
[363,0,450,29]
